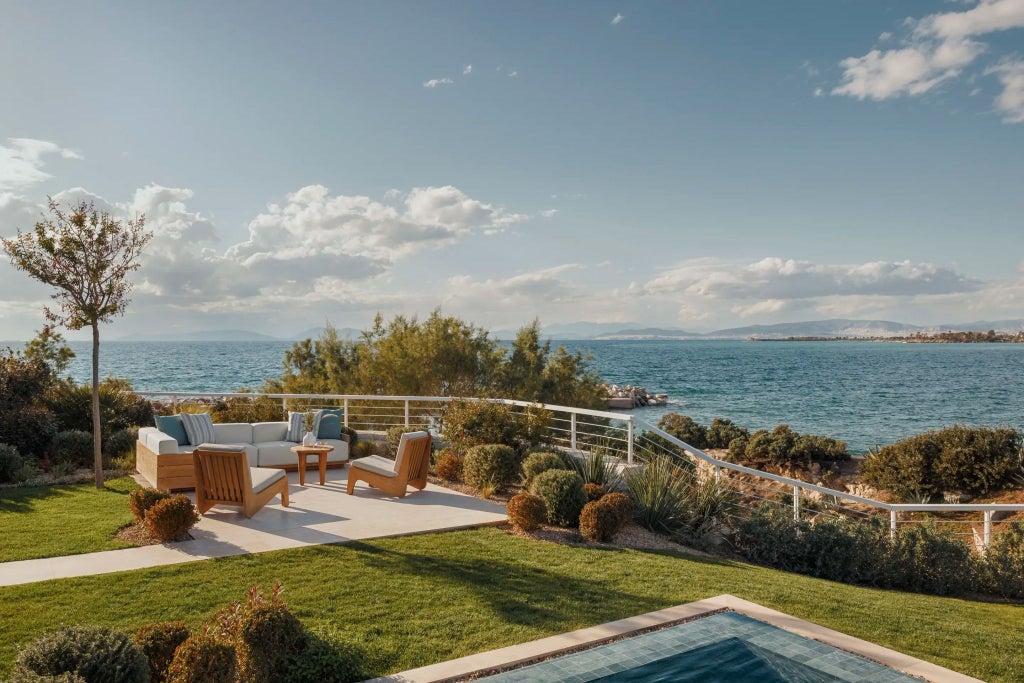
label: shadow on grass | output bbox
[0,479,133,513]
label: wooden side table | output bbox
[290,444,335,485]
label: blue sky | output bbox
[1,0,1023,338]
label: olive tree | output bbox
[2,199,151,487]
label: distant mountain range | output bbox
[113,318,1024,343]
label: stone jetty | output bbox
[605,384,668,409]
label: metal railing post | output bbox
[714,465,721,482]
[404,400,410,428]
[626,418,634,464]
[793,485,800,521]
[570,412,577,451]
[984,510,993,549]
[890,510,898,539]
[343,398,349,427]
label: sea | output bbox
[42,339,1024,454]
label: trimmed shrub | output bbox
[235,602,306,683]
[982,522,1024,599]
[134,621,190,683]
[601,492,634,528]
[530,469,587,527]
[884,522,978,595]
[165,634,235,683]
[12,625,148,683]
[506,493,547,531]
[280,625,367,683]
[129,487,172,522]
[706,418,749,449]
[521,451,569,486]
[0,442,24,483]
[339,426,358,446]
[583,482,607,502]
[462,444,519,492]
[103,429,137,459]
[0,407,58,458]
[49,430,94,468]
[351,440,379,459]
[433,448,462,481]
[579,499,622,542]
[625,456,690,532]
[385,426,422,456]
[861,425,1021,501]
[442,398,551,457]
[144,495,199,542]
[657,413,708,449]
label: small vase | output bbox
[302,431,316,447]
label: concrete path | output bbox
[0,468,507,587]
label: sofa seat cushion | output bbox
[318,439,349,463]
[255,441,299,467]
[250,466,287,494]
[213,423,254,444]
[351,455,398,478]
[253,422,288,443]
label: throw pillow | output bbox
[286,412,307,443]
[315,409,343,440]
[154,415,189,446]
[180,412,216,446]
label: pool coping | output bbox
[372,594,983,683]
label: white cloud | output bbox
[423,78,454,88]
[986,59,1024,122]
[508,70,518,78]
[611,13,624,25]
[814,87,824,97]
[463,64,472,75]
[0,138,82,192]
[879,32,893,42]
[832,0,1024,121]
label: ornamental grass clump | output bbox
[521,451,569,487]
[144,495,199,542]
[567,449,623,490]
[625,456,690,533]
[530,469,587,527]
[12,625,148,683]
[128,487,171,521]
[133,622,190,683]
[506,493,547,531]
[462,444,519,493]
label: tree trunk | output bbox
[92,322,103,489]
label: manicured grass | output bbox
[0,527,1020,681]
[0,477,139,562]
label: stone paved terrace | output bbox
[0,468,507,587]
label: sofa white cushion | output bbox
[253,422,288,443]
[255,441,297,467]
[250,466,287,494]
[214,423,253,444]
[318,439,349,463]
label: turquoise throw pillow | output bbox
[155,415,189,446]
[317,409,343,440]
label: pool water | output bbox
[477,612,919,683]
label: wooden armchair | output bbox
[346,431,431,498]
[193,444,289,518]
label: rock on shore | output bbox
[605,384,668,409]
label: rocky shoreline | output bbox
[604,384,668,409]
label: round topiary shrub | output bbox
[165,634,236,683]
[600,491,634,528]
[0,443,24,484]
[134,622,190,683]
[530,469,587,527]
[433,449,462,481]
[281,625,367,683]
[144,495,199,542]
[50,430,94,468]
[583,482,607,502]
[506,493,547,531]
[235,602,306,683]
[579,498,622,542]
[129,487,172,522]
[12,625,148,683]
[521,451,569,486]
[462,444,519,493]
[103,429,137,459]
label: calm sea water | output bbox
[51,339,1024,453]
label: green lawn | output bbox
[0,477,139,562]
[0,527,1020,681]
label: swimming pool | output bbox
[475,612,921,682]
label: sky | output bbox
[1,0,1023,340]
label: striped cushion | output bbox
[286,412,306,443]
[180,412,216,446]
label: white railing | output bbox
[136,391,1024,548]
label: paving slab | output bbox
[0,469,506,586]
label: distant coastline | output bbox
[751,330,1024,343]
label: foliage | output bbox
[7,670,86,682]
[351,441,380,459]
[129,488,172,522]
[981,522,1024,599]
[144,495,199,542]
[530,469,586,527]
[625,456,691,533]
[520,451,570,487]
[45,378,154,442]
[164,634,235,683]
[339,426,358,446]
[433,449,462,481]
[565,449,623,490]
[727,435,749,461]
[385,426,421,456]
[280,624,367,683]
[23,328,75,378]
[861,425,1021,501]
[506,493,547,532]
[0,443,24,484]
[134,622,190,683]
[676,476,736,543]
[49,431,94,468]
[442,399,551,457]
[740,425,848,467]
[579,494,631,543]
[11,626,147,683]
[207,394,283,424]
[0,407,58,459]
[103,429,136,459]
[234,601,306,683]
[0,351,52,415]
[583,482,607,502]
[462,444,519,493]
[705,418,749,449]
[657,413,708,449]
[601,492,634,528]
[791,434,849,462]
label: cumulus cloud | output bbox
[832,0,1024,122]
[463,64,472,75]
[423,78,454,88]
[0,138,82,192]
[611,13,624,25]
[986,58,1024,122]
